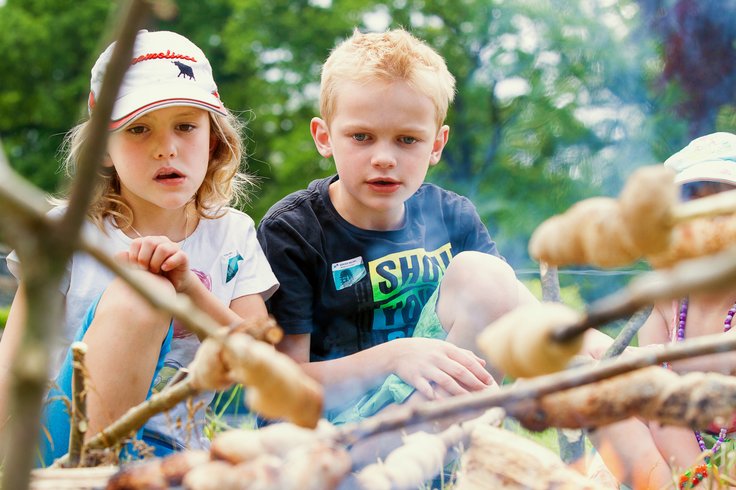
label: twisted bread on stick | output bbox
[477,303,584,378]
[529,166,676,267]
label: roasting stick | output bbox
[478,245,736,379]
[670,187,736,224]
[337,330,736,446]
[553,245,736,343]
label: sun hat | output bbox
[664,132,736,185]
[88,30,227,131]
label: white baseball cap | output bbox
[664,132,736,185]
[88,30,227,131]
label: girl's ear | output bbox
[429,125,450,167]
[310,117,333,158]
[102,153,114,168]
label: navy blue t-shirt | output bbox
[257,175,501,362]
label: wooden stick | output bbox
[0,4,149,489]
[67,342,89,468]
[335,330,736,445]
[602,305,651,360]
[552,246,736,342]
[670,188,736,225]
[356,408,505,490]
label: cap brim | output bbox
[109,83,226,131]
[673,160,736,185]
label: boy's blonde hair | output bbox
[319,29,456,127]
[61,109,253,230]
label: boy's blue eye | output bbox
[352,133,368,142]
[400,136,417,144]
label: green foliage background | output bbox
[2,0,736,302]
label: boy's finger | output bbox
[412,378,435,400]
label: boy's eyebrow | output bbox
[340,122,433,134]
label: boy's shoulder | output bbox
[260,176,334,225]
[412,181,474,210]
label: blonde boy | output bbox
[258,29,536,422]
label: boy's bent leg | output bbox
[437,251,537,380]
[80,272,175,436]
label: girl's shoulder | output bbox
[200,207,256,230]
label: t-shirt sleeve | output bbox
[456,196,504,260]
[230,214,279,301]
[257,215,317,336]
[6,206,73,294]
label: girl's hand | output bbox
[391,338,497,400]
[116,236,192,292]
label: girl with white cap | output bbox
[0,30,278,465]
[593,132,736,489]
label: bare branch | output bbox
[60,0,151,237]
[67,342,89,468]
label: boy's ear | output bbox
[429,125,450,166]
[310,117,333,158]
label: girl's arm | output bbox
[0,285,27,429]
[120,236,269,330]
[637,303,706,473]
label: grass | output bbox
[0,305,8,331]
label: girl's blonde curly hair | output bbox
[59,108,254,231]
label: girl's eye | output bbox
[177,123,196,132]
[127,125,147,135]
[400,136,417,144]
[352,133,369,142]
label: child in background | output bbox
[592,132,736,489]
[0,30,278,465]
[257,29,607,425]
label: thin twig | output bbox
[67,342,89,468]
[602,305,652,360]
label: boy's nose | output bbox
[371,147,397,168]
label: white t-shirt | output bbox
[7,205,279,448]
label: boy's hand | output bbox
[116,236,192,293]
[392,338,496,400]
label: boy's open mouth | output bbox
[368,179,399,186]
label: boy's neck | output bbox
[328,180,406,231]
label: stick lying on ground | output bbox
[454,424,610,490]
[105,422,350,490]
[75,327,322,461]
[356,408,505,490]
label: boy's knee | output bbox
[444,251,517,294]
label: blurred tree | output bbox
[2,0,736,301]
[0,0,116,192]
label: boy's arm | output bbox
[277,332,492,407]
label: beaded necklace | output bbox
[676,297,736,455]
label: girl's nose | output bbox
[154,134,177,159]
